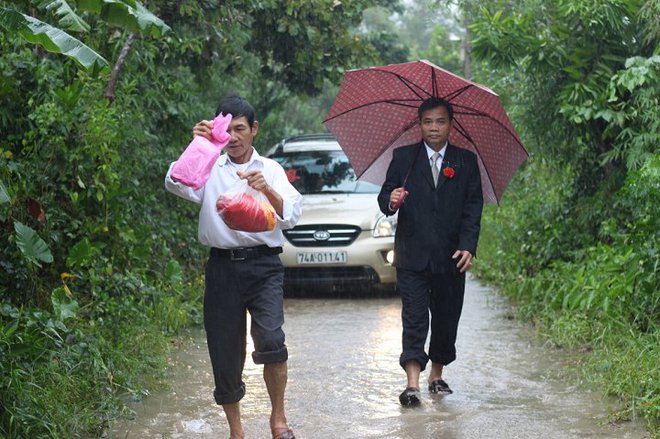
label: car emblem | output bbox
[313,230,330,241]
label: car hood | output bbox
[297,193,384,230]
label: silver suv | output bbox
[267,134,397,294]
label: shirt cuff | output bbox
[280,197,292,222]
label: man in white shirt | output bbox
[165,95,302,439]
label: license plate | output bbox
[296,251,347,264]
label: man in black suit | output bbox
[378,97,483,406]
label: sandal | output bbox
[398,387,422,407]
[428,379,453,395]
[272,427,296,439]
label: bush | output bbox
[475,154,659,431]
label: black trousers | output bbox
[397,266,465,371]
[204,251,287,405]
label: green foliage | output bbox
[0,179,9,204]
[471,0,657,183]
[36,0,90,32]
[0,0,384,435]
[476,154,659,431]
[469,3,658,430]
[0,7,108,69]
[600,55,660,170]
[248,0,377,94]
[50,287,79,321]
[490,154,658,329]
[76,0,171,37]
[418,24,463,73]
[0,0,171,69]
[375,0,467,73]
[0,297,173,437]
[365,30,410,65]
[13,222,53,268]
[535,310,659,431]
[591,332,659,428]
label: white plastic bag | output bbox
[216,180,277,232]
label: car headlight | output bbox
[373,214,397,238]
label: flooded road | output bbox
[109,277,647,438]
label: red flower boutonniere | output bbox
[443,166,455,179]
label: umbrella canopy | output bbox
[323,60,529,203]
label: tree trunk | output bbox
[105,32,137,102]
[462,13,472,80]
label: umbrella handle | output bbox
[391,143,422,210]
[391,189,408,210]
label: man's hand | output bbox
[452,250,473,273]
[389,187,408,210]
[237,170,269,193]
[237,170,284,218]
[192,120,213,141]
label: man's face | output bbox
[420,106,452,150]
[225,115,259,163]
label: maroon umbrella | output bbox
[323,60,528,203]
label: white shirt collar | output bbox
[424,141,447,160]
[217,147,263,167]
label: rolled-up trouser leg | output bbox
[244,255,288,364]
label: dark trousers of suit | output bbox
[397,266,465,371]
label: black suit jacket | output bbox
[378,142,483,273]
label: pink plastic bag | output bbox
[170,113,232,190]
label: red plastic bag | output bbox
[216,184,277,233]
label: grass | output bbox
[0,277,203,438]
[508,305,660,436]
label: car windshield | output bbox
[271,150,381,195]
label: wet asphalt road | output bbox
[109,276,647,438]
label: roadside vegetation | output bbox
[0,0,657,437]
[469,0,659,433]
[0,0,400,436]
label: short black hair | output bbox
[215,94,256,127]
[418,97,453,121]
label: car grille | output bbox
[284,266,380,287]
[283,224,361,247]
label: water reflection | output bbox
[109,278,646,438]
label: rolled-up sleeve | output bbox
[164,162,204,204]
[272,167,302,230]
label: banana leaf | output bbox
[0,7,107,69]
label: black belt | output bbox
[210,245,282,261]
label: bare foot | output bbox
[427,375,442,385]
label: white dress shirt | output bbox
[424,141,447,167]
[165,147,303,249]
